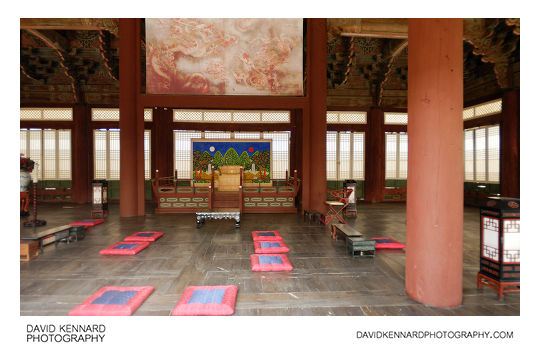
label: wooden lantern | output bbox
[91,180,108,217]
[477,197,520,299]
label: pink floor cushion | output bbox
[69,219,105,227]
[123,231,164,242]
[250,254,293,271]
[252,230,283,241]
[171,285,238,316]
[253,241,290,254]
[69,286,154,316]
[372,237,406,249]
[99,241,150,255]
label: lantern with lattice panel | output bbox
[477,197,520,299]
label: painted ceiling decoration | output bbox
[20,18,519,108]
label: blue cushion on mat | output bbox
[373,238,394,244]
[188,289,226,304]
[261,242,281,248]
[112,243,138,250]
[258,232,276,237]
[259,256,283,264]
[91,290,138,305]
[136,233,154,237]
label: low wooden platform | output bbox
[331,223,363,240]
[20,224,71,253]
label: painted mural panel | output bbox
[145,18,304,96]
[192,139,271,183]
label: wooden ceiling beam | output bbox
[20,18,119,36]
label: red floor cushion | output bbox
[171,285,238,316]
[253,241,290,254]
[69,286,154,316]
[252,231,283,241]
[250,254,293,271]
[69,219,105,227]
[123,232,163,242]
[372,237,406,249]
[99,241,150,255]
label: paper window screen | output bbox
[384,113,408,125]
[29,130,42,180]
[20,130,28,157]
[352,132,365,180]
[398,134,408,179]
[385,133,397,179]
[261,111,290,122]
[58,130,71,179]
[340,112,367,124]
[326,132,337,180]
[144,108,153,121]
[43,108,72,120]
[174,131,202,179]
[326,111,339,123]
[464,129,475,181]
[204,111,232,122]
[263,132,290,179]
[108,130,121,180]
[92,108,120,121]
[338,132,351,180]
[20,109,42,120]
[42,130,57,179]
[204,131,231,139]
[475,128,487,182]
[234,132,261,139]
[475,100,502,118]
[233,111,260,122]
[463,107,475,120]
[94,130,107,179]
[174,110,204,122]
[487,126,500,182]
[144,130,151,180]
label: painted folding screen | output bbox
[192,139,271,183]
[145,18,304,96]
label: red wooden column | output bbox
[364,108,385,203]
[71,104,89,203]
[405,19,464,308]
[151,107,174,177]
[500,89,520,198]
[306,18,327,213]
[119,18,145,216]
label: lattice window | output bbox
[261,111,290,123]
[385,132,407,179]
[173,109,290,123]
[234,132,261,139]
[93,129,120,180]
[144,108,153,122]
[326,131,365,180]
[482,216,499,261]
[20,129,71,180]
[174,131,202,179]
[464,125,499,183]
[327,111,367,124]
[263,131,290,179]
[204,131,231,139]
[20,108,73,121]
[326,132,337,179]
[92,108,120,121]
[384,112,408,125]
[463,99,502,120]
[144,130,151,179]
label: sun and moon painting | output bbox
[191,140,272,182]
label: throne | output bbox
[216,166,243,192]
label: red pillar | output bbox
[152,107,173,177]
[500,89,520,198]
[406,19,464,308]
[71,104,89,203]
[364,108,385,203]
[119,18,145,216]
[306,18,327,213]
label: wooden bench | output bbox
[20,224,73,254]
[331,224,363,240]
[331,224,376,257]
